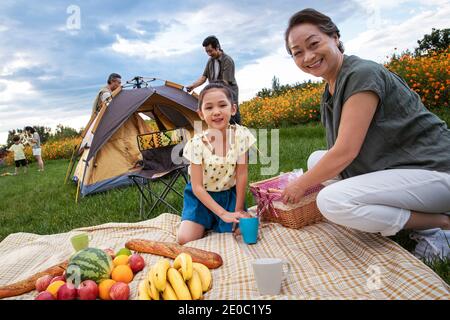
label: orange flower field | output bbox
[240,47,449,128]
[385,47,449,111]
[5,137,81,166]
[240,83,324,128]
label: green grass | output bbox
[0,124,448,284]
[435,108,450,126]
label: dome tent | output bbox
[69,79,200,199]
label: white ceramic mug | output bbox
[252,258,290,295]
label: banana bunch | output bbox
[137,253,212,300]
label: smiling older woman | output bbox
[282,8,450,260]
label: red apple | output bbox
[35,275,53,292]
[35,291,55,300]
[103,248,115,260]
[109,282,129,300]
[57,283,77,300]
[50,275,66,284]
[77,280,99,300]
[129,254,145,273]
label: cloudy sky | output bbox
[0,0,449,144]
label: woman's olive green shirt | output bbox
[321,55,450,179]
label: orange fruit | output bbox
[113,255,129,267]
[46,280,65,298]
[111,265,134,284]
[98,279,116,300]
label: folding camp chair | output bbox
[129,128,189,219]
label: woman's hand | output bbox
[281,178,307,205]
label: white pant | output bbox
[309,150,450,236]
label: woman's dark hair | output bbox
[202,36,221,50]
[13,135,20,142]
[284,8,344,55]
[24,126,35,134]
[198,81,234,110]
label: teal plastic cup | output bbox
[239,217,259,244]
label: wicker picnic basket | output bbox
[250,173,325,229]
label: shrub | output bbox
[385,46,449,112]
[241,82,324,128]
[5,137,81,166]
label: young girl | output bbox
[177,82,256,245]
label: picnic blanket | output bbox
[0,213,449,300]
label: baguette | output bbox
[0,261,68,299]
[125,239,223,269]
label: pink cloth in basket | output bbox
[250,173,324,217]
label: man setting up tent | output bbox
[186,36,241,124]
[91,73,122,116]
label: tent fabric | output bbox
[158,105,191,128]
[86,88,154,162]
[87,114,145,184]
[87,86,198,162]
[80,172,138,196]
[73,83,200,197]
[77,114,98,154]
[1,213,449,300]
[73,113,148,193]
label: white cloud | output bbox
[0,79,37,103]
[355,0,411,9]
[345,4,450,62]
[112,34,196,58]
[0,104,91,145]
[0,80,93,144]
[126,25,146,36]
[236,48,321,102]
[111,4,249,59]
[0,133,7,145]
[99,23,109,32]
[417,0,450,5]
[0,53,41,76]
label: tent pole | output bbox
[64,145,78,184]
[80,84,122,138]
[67,150,79,183]
[76,160,88,203]
[75,177,81,204]
[65,103,99,185]
[92,86,122,134]
[80,113,97,139]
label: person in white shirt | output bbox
[7,136,28,175]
